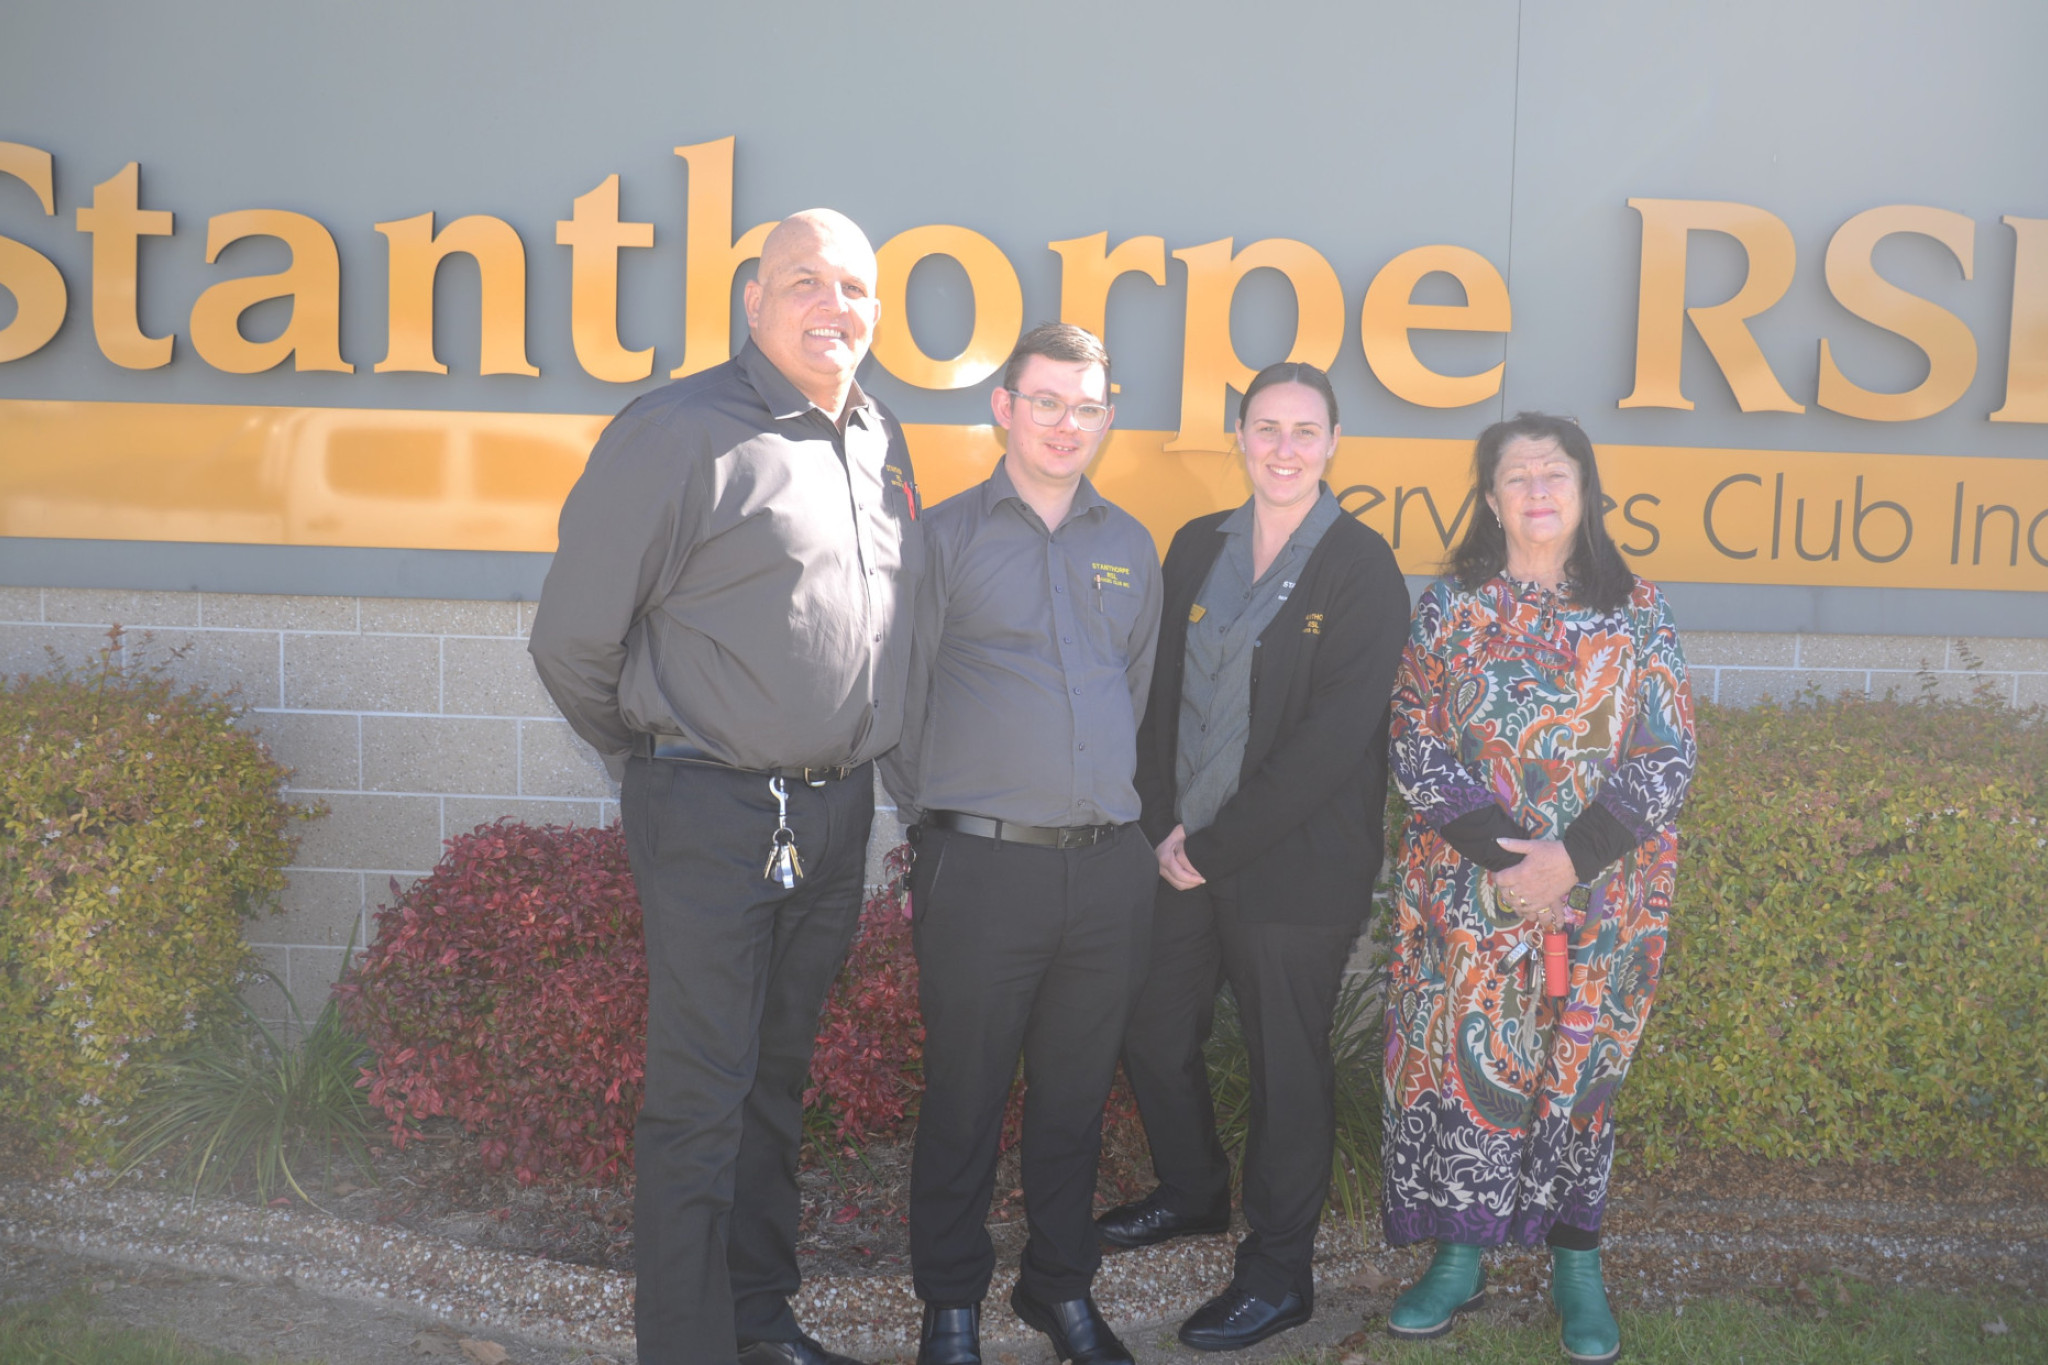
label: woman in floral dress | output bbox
[1380,413,1695,1365]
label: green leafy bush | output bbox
[0,630,317,1158]
[1621,687,2048,1167]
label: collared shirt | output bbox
[882,457,1163,827]
[1175,488,1343,832]
[529,340,923,776]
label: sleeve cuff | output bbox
[1562,802,1638,881]
[1439,805,1535,871]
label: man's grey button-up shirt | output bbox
[528,340,924,778]
[882,457,1163,828]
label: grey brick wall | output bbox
[3,586,2041,1020]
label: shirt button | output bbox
[1062,636,1072,644]
[1054,584,1064,593]
[1072,686,1082,695]
[1077,742,1087,752]
[872,632,882,642]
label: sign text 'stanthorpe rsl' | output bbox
[3,137,2045,592]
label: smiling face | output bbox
[742,211,880,415]
[992,353,1114,494]
[1238,381,1338,514]
[1486,434,1585,561]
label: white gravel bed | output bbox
[0,1177,1382,1355]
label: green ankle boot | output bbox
[1387,1241,1486,1339]
[1551,1246,1620,1364]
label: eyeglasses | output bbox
[1004,389,1111,432]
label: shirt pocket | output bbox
[1083,563,1147,644]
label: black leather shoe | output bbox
[1093,1189,1231,1249]
[1176,1284,1313,1351]
[917,1303,981,1365]
[1008,1285,1133,1365]
[738,1334,868,1365]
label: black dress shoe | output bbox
[737,1333,868,1365]
[1093,1189,1231,1249]
[1007,1285,1133,1365]
[917,1302,981,1365]
[1176,1284,1313,1351]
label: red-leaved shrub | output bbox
[341,822,933,1184]
[337,821,648,1183]
[804,845,925,1144]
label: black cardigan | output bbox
[1135,507,1411,925]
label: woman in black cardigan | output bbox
[1097,362,1409,1349]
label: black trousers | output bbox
[1119,878,1358,1303]
[906,822,1157,1306]
[619,756,874,1365]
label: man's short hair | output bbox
[1000,322,1112,395]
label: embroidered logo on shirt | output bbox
[1091,562,1134,590]
[1302,612,1324,635]
[884,464,918,520]
[1188,604,1207,624]
[1276,578,1297,603]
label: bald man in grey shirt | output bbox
[882,324,1161,1365]
[531,212,919,1365]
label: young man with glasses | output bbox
[882,323,1163,1365]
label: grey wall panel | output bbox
[1504,0,2047,459]
[0,537,551,600]
[2,0,2043,630]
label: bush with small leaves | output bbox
[1620,687,2048,1167]
[0,629,315,1158]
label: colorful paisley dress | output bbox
[1381,574,1695,1247]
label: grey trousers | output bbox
[619,756,873,1365]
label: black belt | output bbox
[920,809,1122,849]
[644,736,856,786]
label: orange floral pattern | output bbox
[1381,575,1693,1247]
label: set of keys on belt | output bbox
[763,776,805,889]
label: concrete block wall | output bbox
[3,585,2043,1018]
[0,587,615,1026]
[1686,631,2048,709]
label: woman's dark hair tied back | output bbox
[1447,411,1636,612]
[1238,361,1339,429]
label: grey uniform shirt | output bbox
[529,341,923,778]
[1176,488,1343,833]
[882,458,1163,827]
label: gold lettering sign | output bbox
[0,142,66,365]
[1991,216,2048,424]
[1358,244,1511,409]
[1166,237,1345,453]
[872,224,1023,390]
[1619,198,1803,414]
[3,400,2043,593]
[1816,205,1977,422]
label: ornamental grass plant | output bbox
[1621,679,2048,1167]
[112,975,376,1205]
[1205,969,1385,1224]
[0,629,317,1160]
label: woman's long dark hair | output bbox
[1446,412,1636,612]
